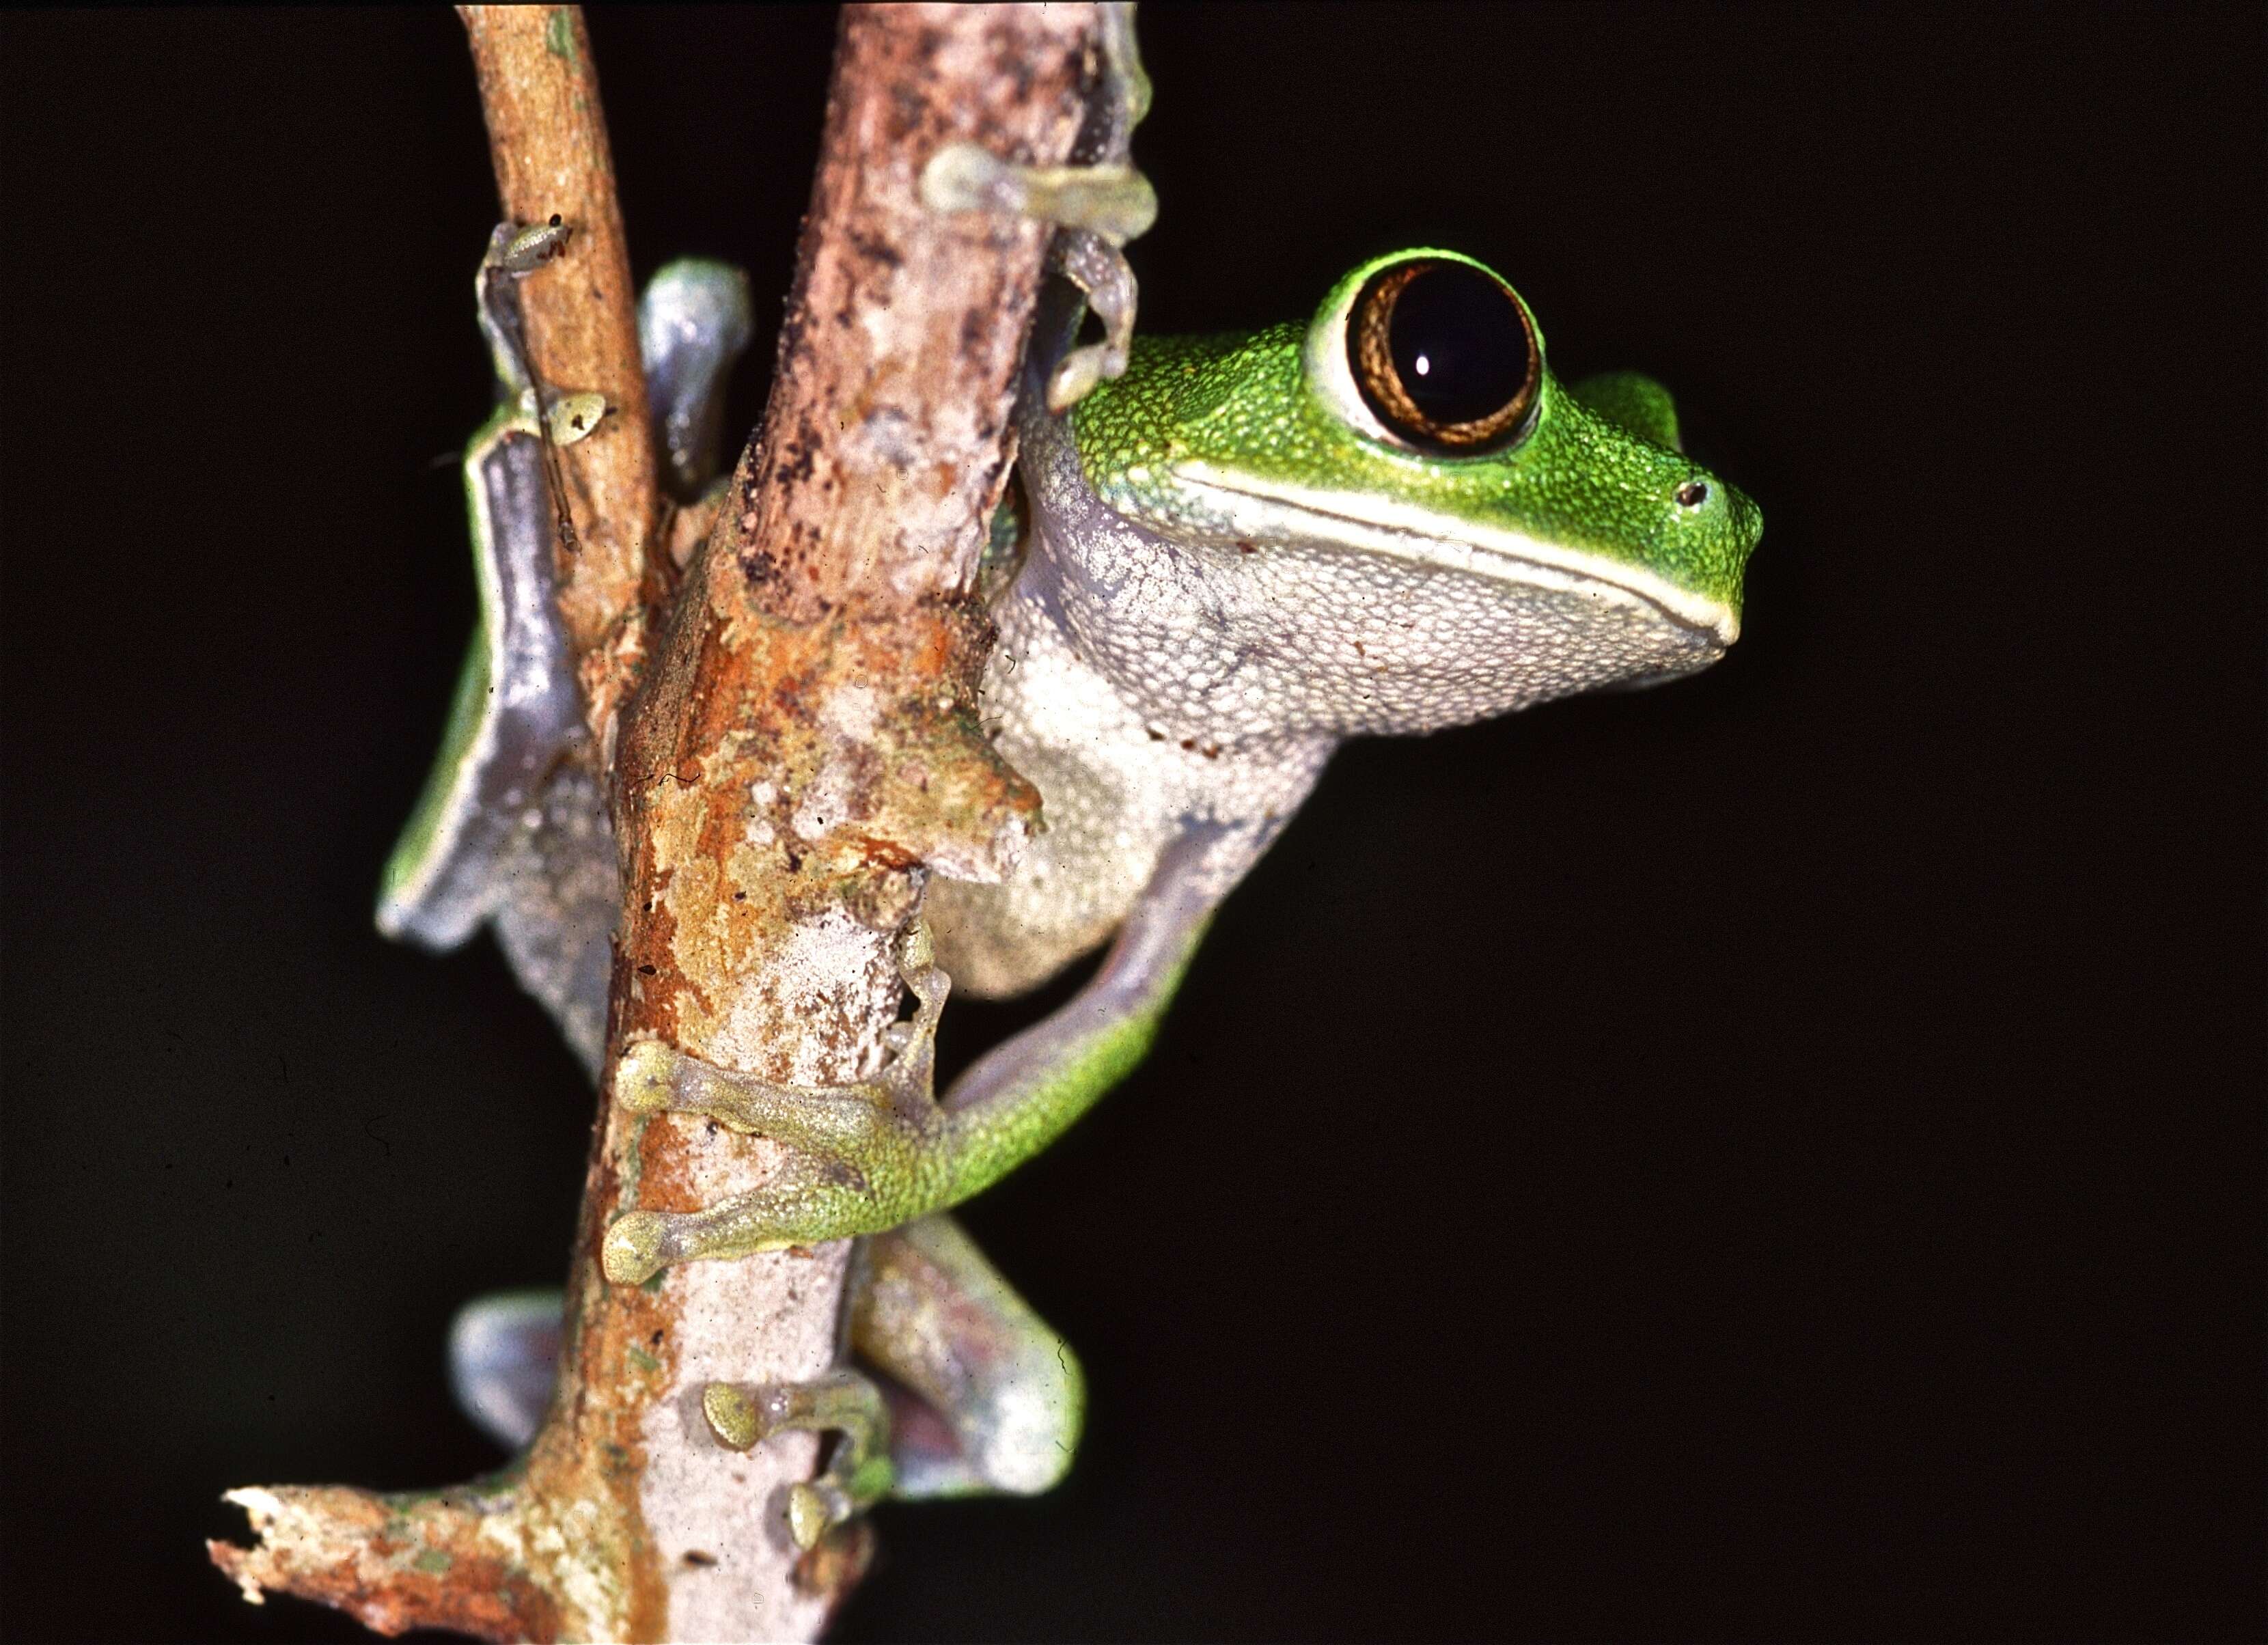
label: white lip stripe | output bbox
[1172,462,1739,646]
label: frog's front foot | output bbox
[1042,229,1146,411]
[919,3,1152,410]
[920,143,1155,413]
[600,926,954,1285]
[702,1369,895,1550]
[919,143,1156,250]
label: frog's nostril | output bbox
[1674,480,1709,509]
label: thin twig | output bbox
[460,3,657,744]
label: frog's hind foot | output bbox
[702,1370,896,1551]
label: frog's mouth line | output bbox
[1170,462,1740,648]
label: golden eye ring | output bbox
[1347,257,1539,456]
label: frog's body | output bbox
[394,224,1758,1545]
[936,289,1752,995]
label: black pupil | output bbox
[1385,262,1527,426]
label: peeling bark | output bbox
[210,5,1101,1638]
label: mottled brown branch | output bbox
[587,5,1090,1631]
[212,5,1102,1639]
[460,2,659,744]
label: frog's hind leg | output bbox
[853,1214,1084,1497]
[449,1226,1079,1554]
[693,1215,1082,1551]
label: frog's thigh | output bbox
[853,1214,1083,1497]
[448,1288,566,1452]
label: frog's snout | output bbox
[1718,482,1765,622]
[1660,468,1760,634]
[1724,481,1765,564]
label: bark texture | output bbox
[210,5,1101,1637]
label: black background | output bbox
[3,6,2260,1641]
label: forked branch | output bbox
[209,6,1101,1637]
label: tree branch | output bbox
[210,5,1099,1637]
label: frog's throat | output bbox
[1170,460,1739,648]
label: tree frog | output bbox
[592,245,1758,1534]
[391,158,1758,1557]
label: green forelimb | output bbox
[600,831,1221,1286]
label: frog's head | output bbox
[1065,249,1762,735]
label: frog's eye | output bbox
[1343,258,1539,456]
